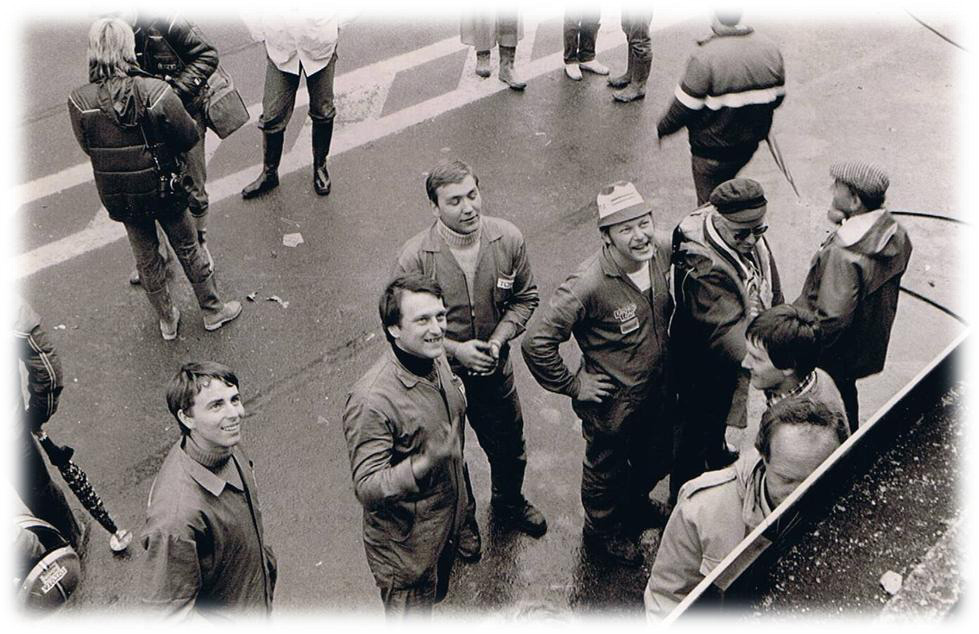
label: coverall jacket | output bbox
[521,243,674,534]
[394,216,537,504]
[343,348,469,596]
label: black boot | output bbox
[312,119,334,196]
[242,131,284,199]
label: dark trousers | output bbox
[16,428,81,548]
[827,370,859,433]
[563,10,601,63]
[670,367,739,503]
[691,153,754,205]
[580,396,672,536]
[621,10,653,62]
[460,357,528,510]
[379,540,456,618]
[258,55,337,134]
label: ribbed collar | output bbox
[182,434,233,469]
[437,218,482,248]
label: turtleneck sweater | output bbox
[182,434,232,469]
[392,342,438,383]
[437,218,482,301]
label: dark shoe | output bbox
[312,119,334,196]
[242,131,284,199]
[612,83,646,102]
[457,519,482,562]
[607,71,631,89]
[475,50,491,78]
[492,498,547,538]
[583,529,643,567]
[630,496,674,531]
[498,45,526,90]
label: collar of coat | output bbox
[177,438,245,497]
[421,217,503,252]
[703,210,772,284]
[698,23,755,45]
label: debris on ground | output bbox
[267,295,289,309]
[247,292,257,302]
[282,233,304,247]
[880,570,903,595]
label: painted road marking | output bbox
[16,9,693,279]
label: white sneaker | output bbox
[580,60,610,76]
[564,63,583,81]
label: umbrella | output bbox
[33,430,132,553]
[766,133,801,199]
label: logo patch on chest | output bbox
[613,303,638,322]
[497,277,514,290]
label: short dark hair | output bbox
[839,181,886,212]
[166,361,240,435]
[746,304,821,377]
[425,160,479,205]
[755,398,849,462]
[379,274,444,342]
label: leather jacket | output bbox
[133,16,218,116]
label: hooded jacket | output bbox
[795,210,912,378]
[644,449,770,619]
[68,74,199,223]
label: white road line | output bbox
[16,8,692,280]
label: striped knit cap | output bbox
[830,161,889,199]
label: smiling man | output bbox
[343,274,469,617]
[140,361,276,619]
[522,181,674,567]
[669,177,783,505]
[394,160,545,562]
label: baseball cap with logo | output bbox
[596,181,652,229]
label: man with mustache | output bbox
[393,160,546,565]
[140,361,276,619]
[522,181,674,566]
[669,178,783,505]
[343,274,468,617]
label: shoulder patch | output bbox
[678,467,737,500]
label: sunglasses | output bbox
[732,225,769,241]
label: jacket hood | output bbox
[98,72,150,129]
[847,212,912,283]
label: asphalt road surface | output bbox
[11,6,967,620]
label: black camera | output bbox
[157,164,193,200]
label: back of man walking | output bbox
[656,9,785,205]
[794,161,912,429]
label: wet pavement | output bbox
[10,6,969,621]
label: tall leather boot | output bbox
[613,49,650,103]
[607,48,634,89]
[498,45,526,90]
[145,286,180,341]
[312,119,334,196]
[191,273,242,331]
[192,212,214,274]
[241,131,284,199]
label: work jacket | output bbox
[644,450,770,620]
[671,207,783,427]
[521,242,673,431]
[343,348,468,587]
[394,216,538,375]
[68,75,199,223]
[795,210,912,379]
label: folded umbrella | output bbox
[33,430,132,553]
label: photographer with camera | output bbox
[69,17,241,341]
